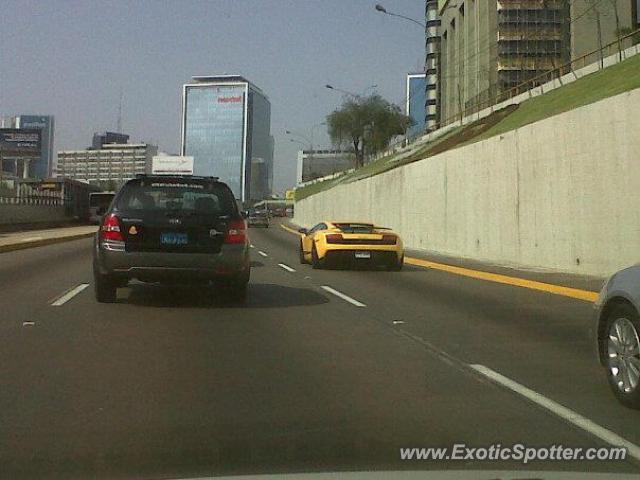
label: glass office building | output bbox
[406,73,427,139]
[181,75,272,203]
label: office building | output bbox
[439,0,570,122]
[181,75,273,202]
[406,73,428,138]
[425,0,442,130]
[296,150,354,185]
[92,132,130,149]
[57,142,157,186]
[570,0,636,59]
[0,115,55,178]
[438,0,635,125]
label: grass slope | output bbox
[296,53,640,201]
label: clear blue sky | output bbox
[0,0,425,192]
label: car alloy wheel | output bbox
[607,316,640,394]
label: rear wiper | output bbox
[165,210,192,217]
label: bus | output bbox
[89,192,116,224]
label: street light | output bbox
[287,122,327,153]
[375,3,456,131]
[285,129,312,145]
[325,84,377,98]
[325,84,358,98]
[374,3,426,29]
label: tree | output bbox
[326,94,413,168]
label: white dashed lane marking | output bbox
[258,251,268,257]
[278,263,296,273]
[470,364,640,461]
[50,283,90,306]
[320,285,366,308]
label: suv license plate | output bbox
[160,232,189,246]
[354,251,371,259]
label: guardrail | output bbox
[0,195,65,206]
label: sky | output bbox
[0,0,425,193]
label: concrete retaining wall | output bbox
[0,205,67,226]
[294,88,640,277]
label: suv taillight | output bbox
[225,219,247,244]
[101,214,124,242]
[381,234,397,245]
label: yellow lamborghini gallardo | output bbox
[298,221,404,270]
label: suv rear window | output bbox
[116,179,236,216]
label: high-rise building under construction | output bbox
[437,0,635,125]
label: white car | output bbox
[593,265,640,409]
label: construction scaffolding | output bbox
[496,0,570,91]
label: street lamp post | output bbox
[285,130,312,149]
[286,121,327,151]
[375,4,429,130]
[325,84,377,99]
[375,4,426,28]
[375,3,458,132]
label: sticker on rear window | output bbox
[150,183,204,189]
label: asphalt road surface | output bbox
[1,220,639,479]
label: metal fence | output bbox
[440,27,640,127]
[0,195,65,206]
[363,27,640,167]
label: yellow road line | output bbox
[404,257,598,303]
[280,223,599,303]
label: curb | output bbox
[0,232,96,254]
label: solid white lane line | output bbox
[470,364,640,461]
[321,285,366,308]
[278,263,296,273]
[51,283,90,307]
[258,250,268,257]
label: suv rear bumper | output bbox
[94,240,249,282]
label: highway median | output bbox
[0,226,97,254]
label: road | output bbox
[1,219,639,479]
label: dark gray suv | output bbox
[92,175,250,303]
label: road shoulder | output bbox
[0,225,97,253]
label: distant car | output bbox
[247,209,270,228]
[285,207,294,217]
[298,221,403,270]
[92,175,250,303]
[594,265,640,409]
[89,191,116,224]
